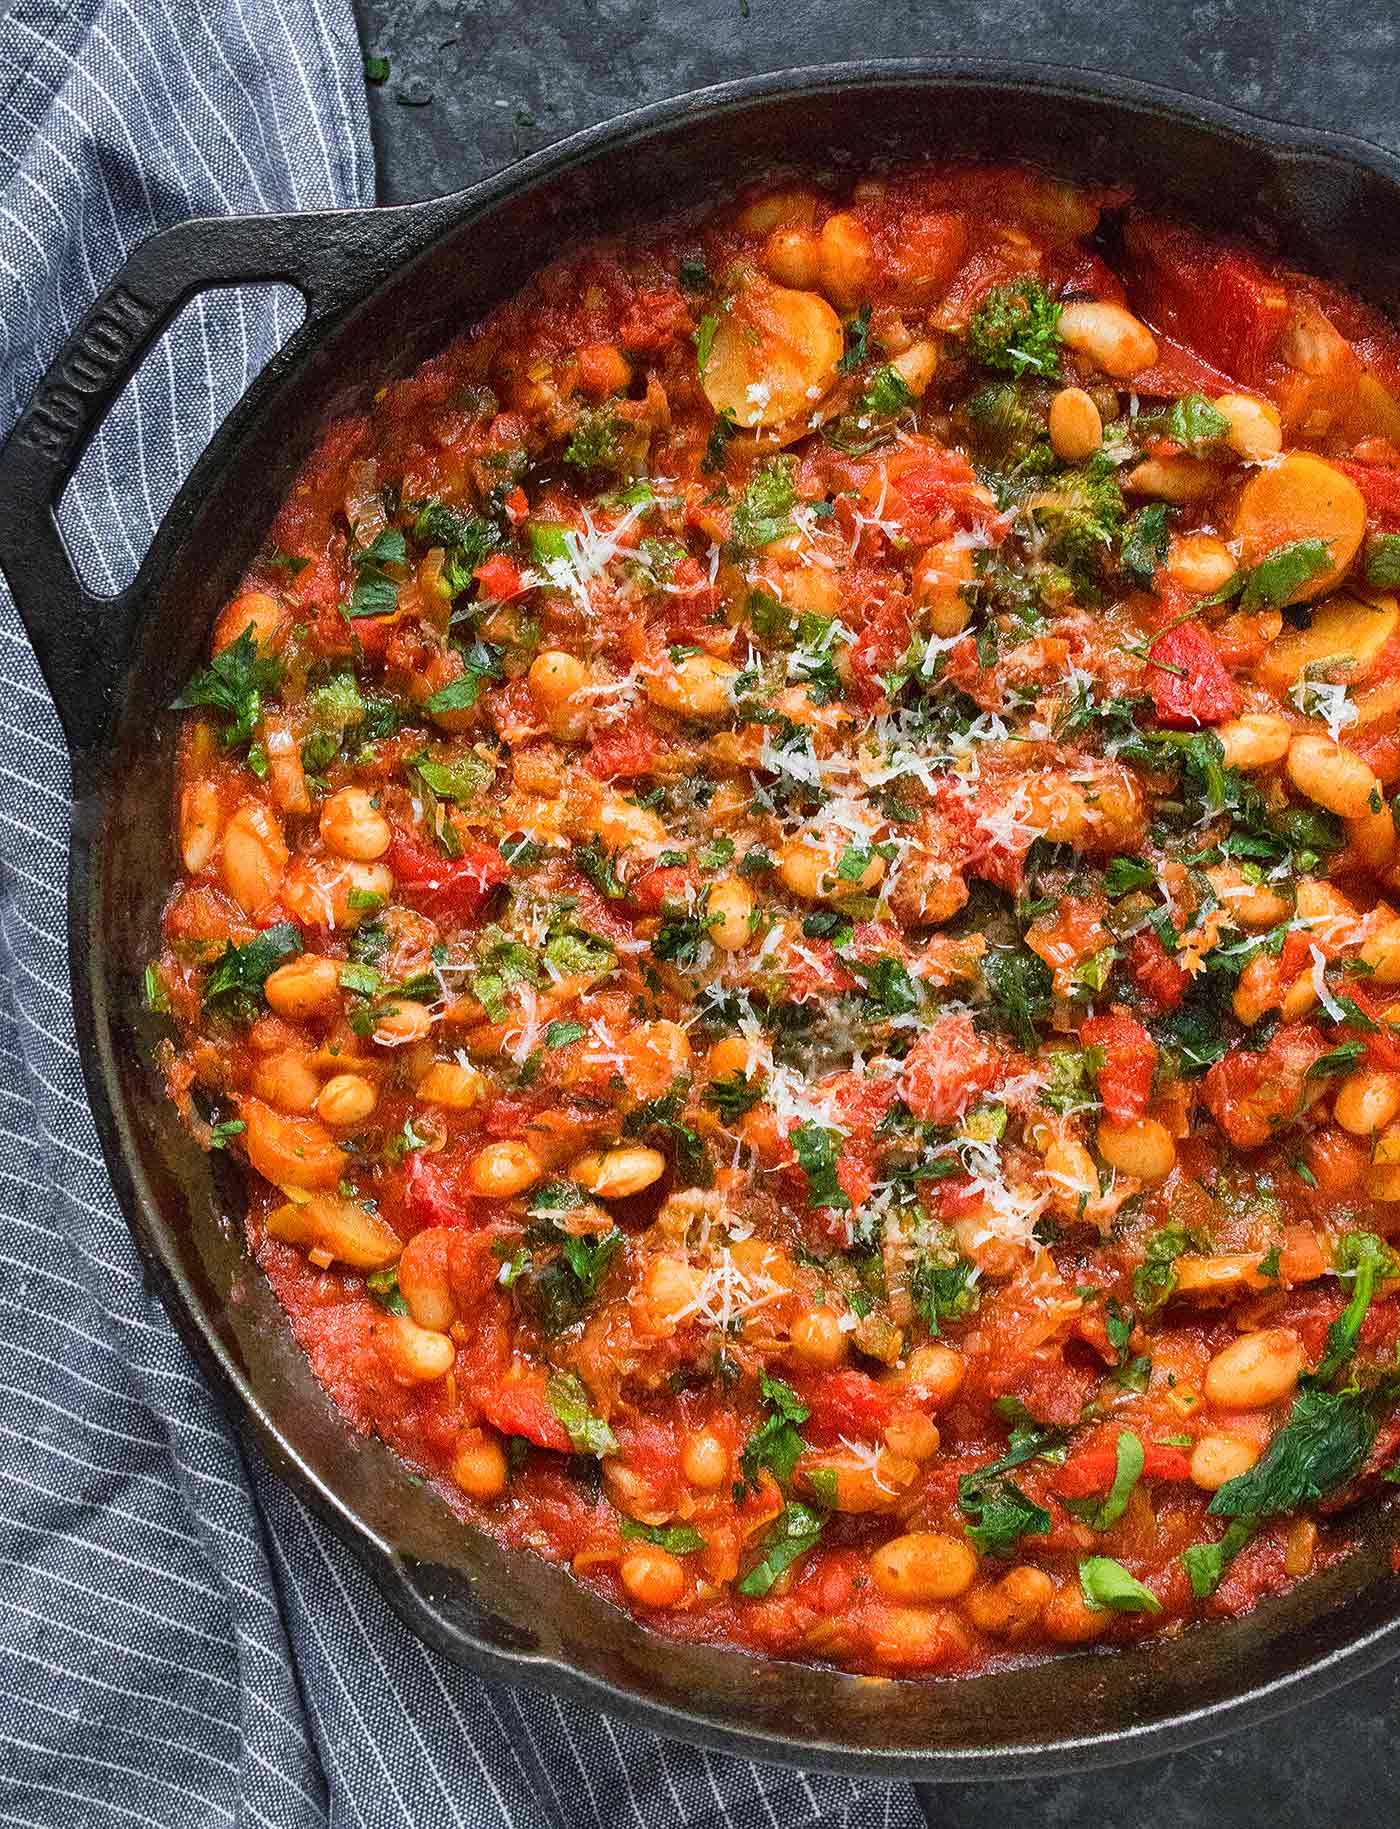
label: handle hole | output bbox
[57,283,307,596]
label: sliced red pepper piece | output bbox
[1054,1440,1192,1498]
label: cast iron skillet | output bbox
[3,59,1400,1779]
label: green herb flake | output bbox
[1133,1226,1195,1314]
[618,1518,705,1554]
[1119,502,1170,586]
[544,1020,586,1050]
[857,364,912,418]
[838,304,872,374]
[1078,1556,1162,1614]
[737,1501,825,1596]
[143,963,170,1013]
[365,1265,409,1315]
[1366,533,1400,590]
[546,1370,617,1457]
[171,627,284,751]
[201,924,302,1024]
[981,944,1053,1052]
[702,1071,765,1122]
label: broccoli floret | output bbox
[300,668,367,775]
[308,668,365,731]
[965,278,1062,380]
[563,408,624,474]
[1027,454,1125,594]
[968,545,1071,632]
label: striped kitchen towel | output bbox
[0,4,925,1824]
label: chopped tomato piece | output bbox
[1081,1014,1158,1125]
[479,1367,572,1453]
[849,595,914,706]
[387,833,509,926]
[793,1369,895,1444]
[618,287,691,355]
[1124,215,1289,385]
[1128,931,1188,1013]
[398,1150,484,1231]
[1127,331,1239,400]
[1200,1023,1328,1149]
[585,712,667,781]
[1054,1438,1192,1497]
[630,864,696,912]
[903,1016,1003,1124]
[1146,621,1240,728]
[1343,984,1400,1070]
[1334,459,1400,531]
[474,554,528,601]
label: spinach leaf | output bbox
[408,749,494,802]
[981,944,1053,1050]
[730,460,797,550]
[619,1518,705,1553]
[739,1372,810,1489]
[422,640,504,713]
[1310,1232,1398,1387]
[1065,1430,1143,1531]
[1133,1226,1196,1313]
[517,1229,624,1337]
[790,1121,849,1211]
[1366,533,1400,589]
[1104,855,1156,897]
[911,1252,981,1335]
[1209,1383,1385,1519]
[346,527,407,619]
[958,1474,1051,1556]
[1181,1517,1256,1598]
[1204,539,1333,614]
[702,1071,766,1122]
[1153,394,1231,452]
[574,836,627,899]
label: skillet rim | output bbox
[44,56,1400,1777]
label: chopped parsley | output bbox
[172,628,283,751]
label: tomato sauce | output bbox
[158,161,1400,1677]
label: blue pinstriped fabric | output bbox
[0,5,926,1824]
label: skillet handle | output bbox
[0,208,410,757]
